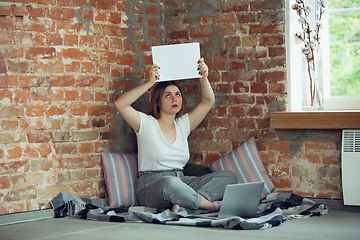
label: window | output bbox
[322,1,360,109]
[286,0,360,111]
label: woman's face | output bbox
[158,85,183,116]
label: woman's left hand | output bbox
[198,58,209,80]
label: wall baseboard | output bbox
[310,198,360,211]
[0,209,54,226]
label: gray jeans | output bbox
[136,169,238,210]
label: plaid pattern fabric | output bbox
[208,137,274,198]
[101,153,138,207]
[51,191,328,230]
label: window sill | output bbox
[270,111,360,129]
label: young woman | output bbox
[115,58,237,212]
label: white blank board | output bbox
[151,42,201,82]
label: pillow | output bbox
[208,137,274,199]
[183,163,212,176]
[101,153,138,208]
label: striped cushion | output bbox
[101,153,138,208]
[208,137,274,199]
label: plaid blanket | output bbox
[50,192,328,230]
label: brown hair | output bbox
[147,81,186,119]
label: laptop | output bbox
[195,182,264,219]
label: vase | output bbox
[302,47,324,111]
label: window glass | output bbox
[286,0,360,111]
[326,0,360,99]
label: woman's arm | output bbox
[115,64,159,132]
[188,58,215,131]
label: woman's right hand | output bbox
[115,64,159,133]
[148,64,160,84]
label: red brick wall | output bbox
[0,0,342,215]
[0,0,165,215]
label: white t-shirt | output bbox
[136,112,190,172]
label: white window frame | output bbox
[285,0,360,111]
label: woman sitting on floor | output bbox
[114,58,237,212]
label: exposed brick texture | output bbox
[0,0,343,215]
[0,0,164,215]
